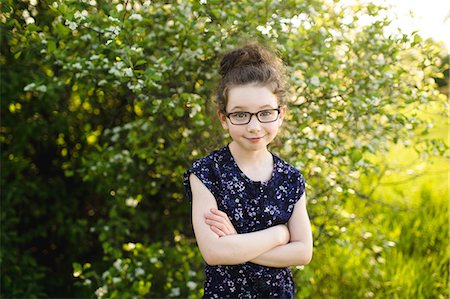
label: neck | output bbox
[228,141,271,165]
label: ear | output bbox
[277,105,287,126]
[217,110,229,130]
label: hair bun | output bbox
[215,42,287,112]
[219,44,272,77]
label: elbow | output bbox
[201,248,230,266]
[203,255,236,266]
[201,247,242,266]
[303,249,313,265]
[303,244,313,265]
[203,253,222,266]
[202,250,221,266]
[293,243,313,266]
[301,243,313,265]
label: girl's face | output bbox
[219,84,285,153]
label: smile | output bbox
[246,136,265,142]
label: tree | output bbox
[1,0,447,297]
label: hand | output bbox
[204,208,237,237]
[277,224,290,245]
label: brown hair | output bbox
[216,43,287,113]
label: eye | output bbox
[233,112,249,119]
[259,110,274,117]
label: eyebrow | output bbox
[229,105,277,112]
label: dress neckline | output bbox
[225,144,277,186]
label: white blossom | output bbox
[126,242,136,249]
[135,267,145,276]
[127,80,144,92]
[123,67,133,77]
[256,25,272,36]
[129,13,143,21]
[24,83,36,91]
[74,10,87,21]
[187,281,197,290]
[188,270,197,277]
[113,259,122,271]
[36,85,47,93]
[125,197,139,207]
[310,76,320,86]
[102,270,109,279]
[65,20,78,30]
[169,287,180,297]
[80,34,91,41]
[108,16,120,23]
[72,62,82,70]
[116,4,124,12]
[95,286,108,298]
[83,279,92,286]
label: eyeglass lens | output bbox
[228,109,279,125]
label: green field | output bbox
[294,101,449,298]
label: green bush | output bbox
[74,240,204,298]
[1,0,447,297]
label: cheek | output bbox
[269,121,282,131]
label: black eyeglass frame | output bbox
[225,107,281,125]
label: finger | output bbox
[210,209,230,219]
[205,219,229,232]
[210,225,225,237]
[205,213,229,224]
[205,218,232,235]
[210,209,235,227]
[207,210,237,234]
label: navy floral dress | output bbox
[183,145,306,298]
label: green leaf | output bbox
[26,24,41,32]
[174,107,184,117]
[47,40,57,53]
[135,60,147,67]
[350,149,363,162]
[413,34,423,45]
[72,263,82,277]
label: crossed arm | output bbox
[189,174,313,268]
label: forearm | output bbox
[250,241,313,268]
[203,225,287,266]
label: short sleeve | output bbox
[183,157,221,203]
[293,172,306,203]
[285,169,307,214]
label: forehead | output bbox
[227,84,278,111]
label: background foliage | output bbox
[1,0,448,298]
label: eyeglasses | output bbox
[226,108,281,125]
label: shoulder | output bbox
[273,154,307,202]
[273,154,304,180]
[190,146,228,170]
[185,146,229,181]
[184,147,228,200]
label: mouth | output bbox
[246,136,265,142]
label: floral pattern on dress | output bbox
[184,145,306,299]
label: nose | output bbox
[247,114,262,132]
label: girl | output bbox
[183,43,313,298]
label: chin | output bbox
[245,142,269,151]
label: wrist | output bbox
[274,224,289,245]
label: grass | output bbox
[295,99,449,298]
